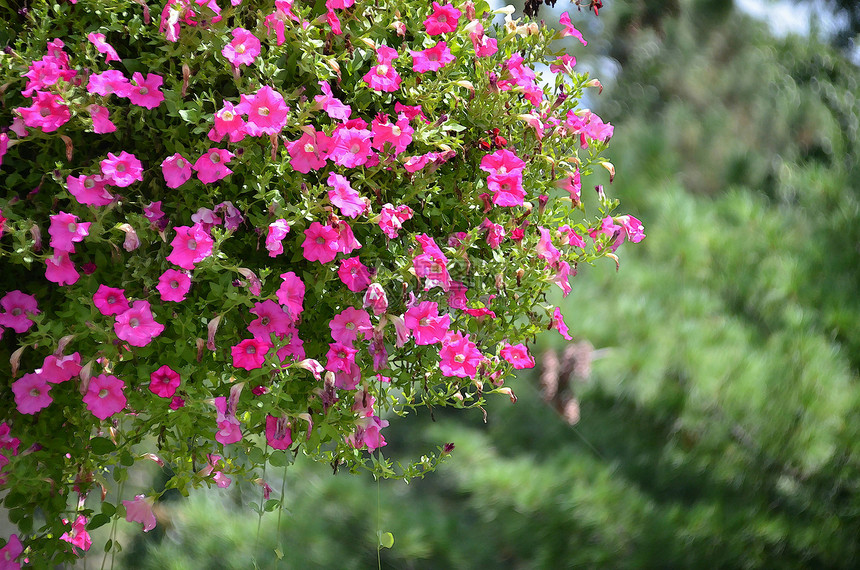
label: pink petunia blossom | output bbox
[327,172,366,218]
[45,251,80,286]
[559,224,587,248]
[363,47,401,92]
[551,306,573,340]
[500,343,535,369]
[193,148,234,184]
[231,338,271,370]
[536,226,561,265]
[210,101,246,143]
[149,364,181,398]
[0,533,23,567]
[404,301,451,345]
[248,299,293,339]
[265,219,291,257]
[410,41,455,73]
[276,272,305,317]
[60,515,91,551]
[238,86,289,136]
[487,172,526,207]
[127,73,164,109]
[550,53,577,75]
[222,27,261,67]
[330,127,373,168]
[123,495,157,532]
[83,374,126,419]
[480,149,525,175]
[161,153,193,188]
[553,260,573,297]
[302,222,339,264]
[12,372,52,414]
[617,215,646,244]
[286,129,331,173]
[166,223,214,269]
[93,284,130,316]
[424,2,461,35]
[67,174,114,206]
[438,331,483,378]
[332,219,361,255]
[556,170,581,204]
[469,22,497,57]
[363,283,388,315]
[325,342,358,374]
[156,269,192,302]
[347,414,389,450]
[48,212,90,253]
[559,12,587,45]
[89,104,117,134]
[266,415,292,450]
[40,352,82,384]
[0,291,39,333]
[337,257,371,292]
[314,81,351,121]
[371,114,413,156]
[0,134,7,169]
[115,300,164,347]
[86,70,130,97]
[100,151,143,187]
[15,91,70,133]
[87,32,121,62]
[329,307,372,345]
[479,218,506,248]
[378,204,413,238]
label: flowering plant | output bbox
[0,0,642,565]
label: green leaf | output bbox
[101,502,116,517]
[268,450,287,467]
[88,513,111,530]
[379,531,395,549]
[90,437,116,455]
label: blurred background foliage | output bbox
[126,0,860,567]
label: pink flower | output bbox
[363,48,401,92]
[480,218,506,248]
[0,134,7,169]
[330,127,373,168]
[332,219,361,255]
[127,73,164,109]
[12,372,52,414]
[378,204,413,238]
[115,300,164,347]
[86,70,130,97]
[487,172,526,207]
[337,257,371,292]
[559,224,586,248]
[424,2,460,35]
[405,301,451,345]
[469,23,497,57]
[123,495,157,532]
[222,27,261,67]
[16,91,70,133]
[149,364,181,398]
[93,285,129,316]
[550,54,577,74]
[0,534,23,567]
[248,299,293,339]
[265,219,291,257]
[536,226,561,265]
[48,212,90,253]
[239,86,289,136]
[363,283,388,315]
[67,174,114,206]
[170,395,185,410]
[266,415,292,450]
[286,129,331,173]
[60,515,91,551]
[559,12,587,46]
[553,260,573,297]
[480,149,525,175]
[500,343,535,369]
[87,32,121,62]
[166,224,214,269]
[325,342,358,374]
[329,307,371,345]
[551,307,573,340]
[326,0,354,8]
[556,170,581,204]
[193,148,234,184]
[0,291,39,333]
[45,251,80,286]
[40,352,82,384]
[617,215,645,243]
[89,104,116,134]
[83,374,126,420]
[157,269,192,302]
[302,222,339,264]
[410,41,455,73]
[327,173,366,218]
[438,331,483,378]
[100,151,143,187]
[161,153,193,188]
[371,114,413,156]
[276,272,305,317]
[231,338,271,370]
[210,101,246,143]
[347,415,388,451]
[314,81,351,121]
